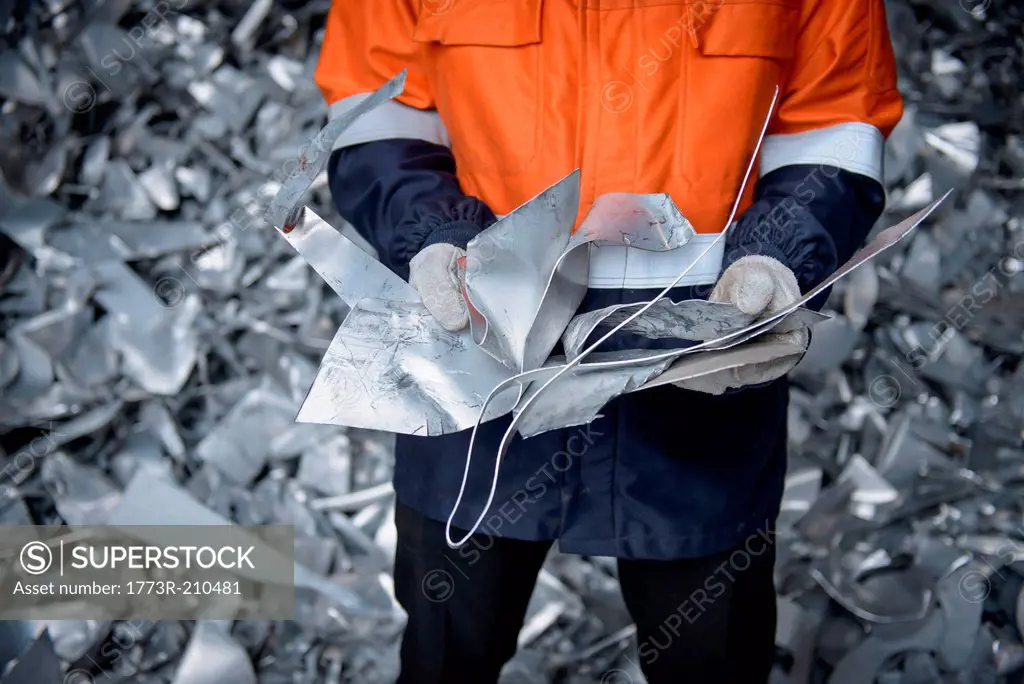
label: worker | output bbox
[315,2,901,682]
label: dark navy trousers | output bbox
[394,502,778,684]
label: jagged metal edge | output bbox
[265,70,407,230]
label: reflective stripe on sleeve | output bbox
[759,122,884,183]
[328,94,451,151]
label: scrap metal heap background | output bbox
[1,0,1023,682]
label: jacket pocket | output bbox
[413,0,543,173]
[413,0,542,46]
[698,1,799,59]
[676,0,799,198]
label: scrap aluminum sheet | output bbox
[463,170,588,373]
[281,175,784,435]
[265,69,408,231]
[287,175,946,437]
[511,316,826,438]
[297,296,522,435]
[465,190,698,373]
[270,205,419,309]
[562,298,757,361]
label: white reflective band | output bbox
[587,234,725,289]
[328,94,451,151]
[759,122,884,183]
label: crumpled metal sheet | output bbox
[562,298,756,360]
[489,199,939,439]
[0,2,410,681]
[297,295,521,435]
[512,319,822,439]
[462,170,588,373]
[171,622,256,684]
[285,141,946,438]
[283,175,784,436]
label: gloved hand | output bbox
[409,243,470,331]
[674,255,809,395]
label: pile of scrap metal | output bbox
[0,0,1022,682]
[765,1,1024,682]
[2,1,405,683]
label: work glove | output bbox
[673,255,809,395]
[409,243,470,332]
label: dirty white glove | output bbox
[674,255,809,395]
[409,243,469,332]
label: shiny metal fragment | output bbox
[110,294,201,396]
[464,170,588,372]
[273,206,419,308]
[291,184,939,438]
[171,622,256,684]
[196,385,299,484]
[310,482,395,513]
[297,297,521,435]
[0,630,61,684]
[810,544,932,624]
[828,566,981,684]
[561,298,755,361]
[265,70,408,230]
[40,452,122,525]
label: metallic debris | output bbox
[288,108,944,441]
[0,0,1023,682]
[0,630,62,684]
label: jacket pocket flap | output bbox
[413,0,542,46]
[699,2,799,59]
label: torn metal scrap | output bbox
[170,622,256,684]
[280,155,947,436]
[0,1,407,681]
[0,630,62,684]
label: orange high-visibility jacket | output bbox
[315,0,902,284]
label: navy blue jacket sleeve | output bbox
[720,165,887,310]
[326,139,497,280]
